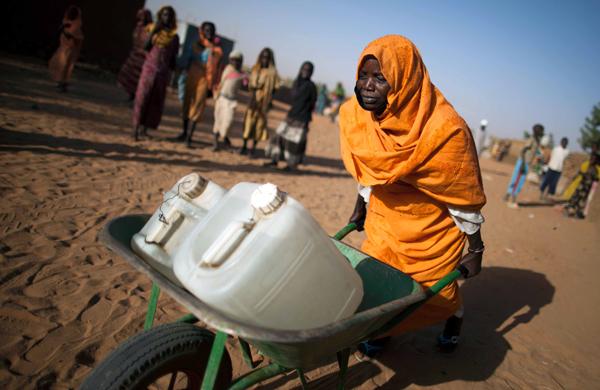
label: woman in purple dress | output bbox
[118,8,153,101]
[132,6,179,141]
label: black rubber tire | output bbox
[80,322,232,390]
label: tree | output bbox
[579,102,600,151]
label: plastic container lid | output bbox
[176,173,207,199]
[251,183,285,215]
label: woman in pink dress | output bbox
[118,9,153,101]
[131,6,179,141]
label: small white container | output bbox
[173,183,364,330]
[131,173,226,267]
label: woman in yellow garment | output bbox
[180,22,223,147]
[339,35,487,355]
[240,48,281,156]
[48,5,84,92]
[562,145,600,200]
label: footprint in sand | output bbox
[23,273,81,299]
[36,220,79,241]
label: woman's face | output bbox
[230,57,242,70]
[160,9,173,26]
[260,50,271,68]
[355,57,390,116]
[300,63,313,80]
[202,24,215,41]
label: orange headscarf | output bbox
[340,35,485,210]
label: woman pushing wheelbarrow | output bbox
[341,34,486,356]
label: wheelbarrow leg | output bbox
[144,283,160,330]
[201,330,228,390]
[228,363,289,390]
[337,348,350,390]
[296,369,309,389]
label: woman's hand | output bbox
[459,250,483,278]
[144,26,160,51]
[151,23,162,34]
[349,194,367,231]
[459,229,484,278]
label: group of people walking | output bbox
[49,6,319,171]
[119,7,318,171]
[121,6,324,170]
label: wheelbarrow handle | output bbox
[334,222,466,291]
[425,269,463,298]
[333,223,357,241]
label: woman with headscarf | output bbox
[178,21,223,147]
[240,48,281,156]
[212,51,246,151]
[132,6,179,141]
[117,9,153,101]
[340,35,486,356]
[562,144,600,200]
[264,61,317,171]
[563,146,600,219]
[48,5,84,92]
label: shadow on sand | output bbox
[0,128,349,179]
[517,200,565,208]
[255,266,554,389]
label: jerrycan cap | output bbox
[176,173,207,199]
[251,183,286,215]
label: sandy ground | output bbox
[1,54,599,390]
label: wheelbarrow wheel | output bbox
[80,322,232,390]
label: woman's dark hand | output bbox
[151,23,162,35]
[459,229,484,278]
[349,195,367,231]
[458,250,482,278]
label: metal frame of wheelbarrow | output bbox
[100,214,463,390]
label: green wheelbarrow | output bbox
[81,214,463,390]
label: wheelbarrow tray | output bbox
[100,214,428,370]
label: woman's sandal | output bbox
[354,337,391,361]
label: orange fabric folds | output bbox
[198,33,223,92]
[339,35,486,334]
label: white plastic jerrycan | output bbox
[131,173,226,267]
[173,182,364,330]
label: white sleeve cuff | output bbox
[357,184,372,204]
[448,206,484,234]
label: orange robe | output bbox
[49,12,84,83]
[183,33,223,123]
[339,35,486,334]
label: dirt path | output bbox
[1,54,598,389]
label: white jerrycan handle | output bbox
[200,220,256,267]
[145,205,183,244]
